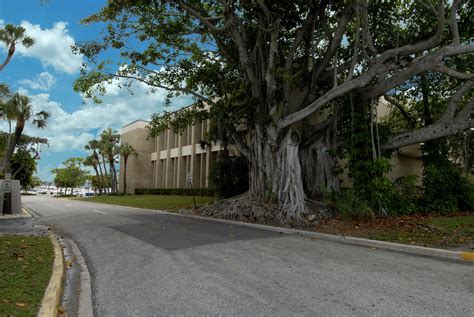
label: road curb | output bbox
[22,204,40,218]
[63,238,94,317]
[38,234,65,317]
[70,198,474,263]
[183,213,474,264]
[0,207,32,220]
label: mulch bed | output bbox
[312,211,474,250]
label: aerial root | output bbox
[182,194,330,228]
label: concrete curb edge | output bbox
[38,234,65,317]
[22,204,41,218]
[186,212,474,263]
[64,238,94,317]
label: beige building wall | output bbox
[119,118,221,194]
[388,145,423,183]
[337,100,423,187]
[338,149,423,189]
[119,120,154,194]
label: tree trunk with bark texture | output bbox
[300,122,340,197]
[246,125,330,224]
[94,152,104,195]
[101,155,109,193]
[109,159,117,193]
[92,165,101,195]
[3,119,25,175]
[123,158,128,194]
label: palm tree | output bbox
[1,88,20,152]
[100,128,120,193]
[0,84,9,98]
[100,151,110,192]
[2,93,50,175]
[85,139,106,194]
[0,84,11,155]
[83,155,102,195]
[119,143,136,194]
[0,24,34,71]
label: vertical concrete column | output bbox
[190,124,196,188]
[165,130,172,188]
[154,134,161,188]
[177,129,183,187]
[205,119,211,187]
[192,122,202,188]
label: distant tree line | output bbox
[83,128,135,195]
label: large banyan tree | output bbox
[75,0,473,225]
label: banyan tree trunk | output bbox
[247,125,308,224]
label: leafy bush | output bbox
[135,187,215,197]
[421,161,474,213]
[418,140,474,213]
[349,154,420,216]
[209,152,248,198]
[394,175,419,198]
[325,190,375,218]
[54,194,76,198]
[103,192,128,196]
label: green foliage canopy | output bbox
[52,158,90,189]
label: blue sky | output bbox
[0,0,192,181]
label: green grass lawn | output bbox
[76,195,217,211]
[0,235,54,317]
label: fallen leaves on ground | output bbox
[313,211,474,250]
[14,303,27,308]
[65,259,73,268]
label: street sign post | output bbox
[2,180,12,193]
[186,172,196,209]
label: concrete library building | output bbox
[119,117,223,194]
[119,104,422,194]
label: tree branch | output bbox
[265,20,280,104]
[359,0,377,55]
[312,6,353,84]
[449,0,464,45]
[107,71,216,106]
[227,129,249,158]
[433,64,474,80]
[364,44,474,99]
[363,54,439,99]
[347,7,361,80]
[440,80,474,122]
[278,65,387,132]
[382,99,474,150]
[176,1,227,33]
[375,0,445,64]
[383,95,416,124]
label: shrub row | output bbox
[135,187,215,197]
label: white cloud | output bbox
[10,21,83,74]
[18,71,56,91]
[35,162,55,182]
[17,79,192,153]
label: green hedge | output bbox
[135,187,215,197]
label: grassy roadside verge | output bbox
[314,213,474,250]
[0,235,54,317]
[74,195,217,211]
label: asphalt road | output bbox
[17,195,474,316]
